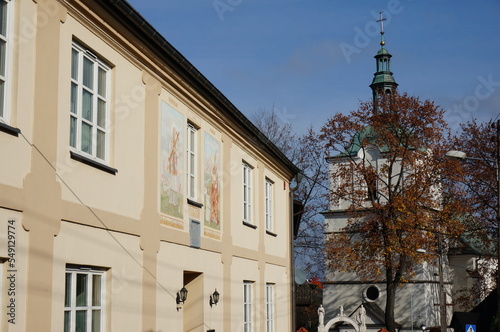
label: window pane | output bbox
[70,83,78,114]
[70,116,77,147]
[190,131,195,150]
[92,310,101,332]
[82,57,93,89]
[0,1,6,37]
[76,274,88,306]
[92,275,101,306]
[64,311,71,332]
[96,130,105,159]
[81,122,92,154]
[82,90,93,121]
[75,310,87,332]
[0,79,4,118]
[71,49,79,80]
[97,67,106,97]
[0,40,5,78]
[65,273,72,307]
[247,186,251,221]
[97,98,105,128]
[189,175,194,197]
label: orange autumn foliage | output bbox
[319,92,467,332]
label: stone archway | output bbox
[317,305,367,332]
[320,316,362,332]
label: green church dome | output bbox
[377,47,390,56]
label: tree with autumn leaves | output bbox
[320,92,468,332]
[448,119,499,325]
[450,119,498,252]
[250,95,496,331]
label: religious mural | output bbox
[204,132,221,230]
[160,102,184,219]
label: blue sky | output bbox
[126,0,500,134]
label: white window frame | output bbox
[265,178,274,232]
[266,283,275,332]
[186,123,197,200]
[70,42,110,162]
[64,266,105,332]
[243,281,253,332]
[242,162,253,224]
[0,0,12,123]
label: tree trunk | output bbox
[385,278,397,332]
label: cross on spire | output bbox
[376,11,386,46]
[370,10,397,104]
[377,11,386,34]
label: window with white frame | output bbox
[0,0,12,122]
[64,266,105,332]
[266,283,275,332]
[186,123,197,200]
[265,178,274,232]
[243,281,253,332]
[70,42,110,161]
[242,162,252,224]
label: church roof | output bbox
[448,213,497,257]
[377,47,390,56]
[340,127,375,157]
[371,73,397,85]
[449,232,496,257]
[327,126,389,160]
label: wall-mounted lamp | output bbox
[176,287,188,311]
[296,172,303,184]
[209,289,220,307]
[290,172,303,191]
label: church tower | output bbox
[370,12,398,104]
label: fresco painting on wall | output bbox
[204,132,221,230]
[160,101,184,219]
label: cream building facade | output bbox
[0,0,299,331]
